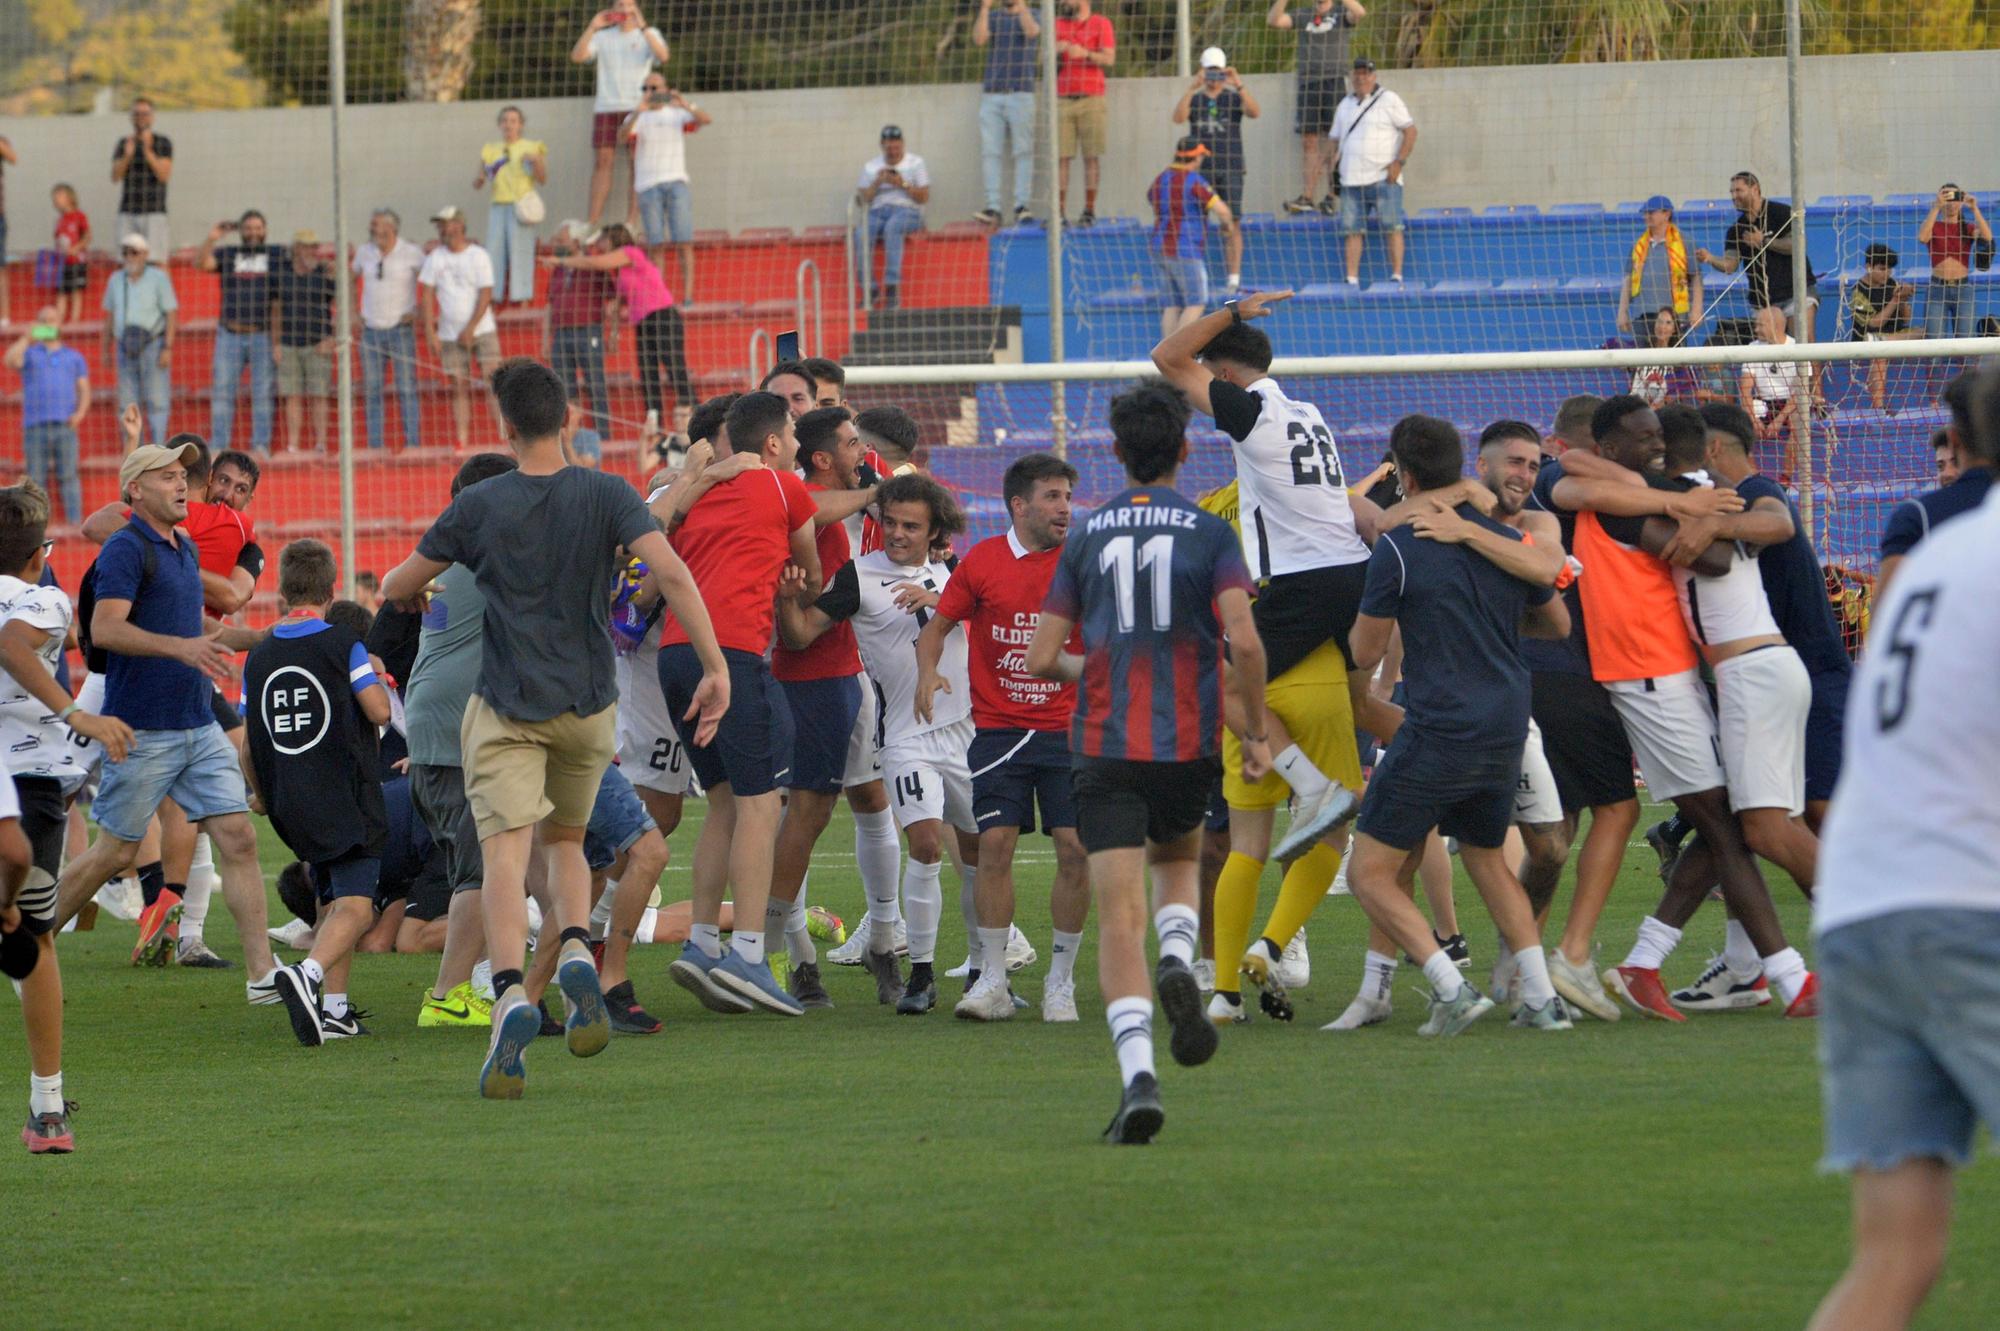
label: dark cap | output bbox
[1173,135,1209,160]
[880,124,903,140]
[1864,242,1898,267]
[1352,56,1376,71]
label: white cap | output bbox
[120,233,151,253]
[1200,46,1227,69]
[557,218,599,243]
[430,204,464,222]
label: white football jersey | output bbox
[1816,491,2000,934]
[0,575,87,789]
[1668,473,1781,648]
[1210,376,1369,580]
[821,550,970,748]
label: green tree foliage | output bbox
[0,0,264,112]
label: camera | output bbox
[1946,188,1965,202]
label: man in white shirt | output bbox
[1327,57,1416,284]
[351,208,426,452]
[853,126,930,310]
[417,206,503,451]
[571,0,670,229]
[1809,364,2000,1331]
[624,73,712,301]
[1739,305,1810,480]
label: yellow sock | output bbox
[1212,852,1265,995]
[1259,843,1342,956]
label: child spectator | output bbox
[245,539,393,1047]
[1848,242,1922,412]
[50,184,90,326]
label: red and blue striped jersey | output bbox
[1044,485,1255,762]
[1148,167,1214,260]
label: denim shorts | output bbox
[1819,908,2000,1173]
[639,180,695,246]
[93,724,250,843]
[1154,253,1209,309]
[584,761,658,871]
[1340,180,1405,235]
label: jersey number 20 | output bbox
[1100,534,1173,632]
[1287,421,1344,489]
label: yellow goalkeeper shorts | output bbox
[1222,641,1364,812]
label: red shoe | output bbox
[21,1103,74,1154]
[1784,972,1819,1019]
[131,889,183,967]
[1603,965,1687,1023]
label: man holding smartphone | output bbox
[973,0,1040,228]
[571,0,670,230]
[854,126,930,310]
[625,74,711,301]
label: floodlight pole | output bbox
[1785,0,1815,546]
[1042,0,1067,458]
[330,0,358,596]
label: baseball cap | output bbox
[430,204,464,222]
[1174,135,1210,161]
[120,440,204,493]
[1200,46,1227,69]
[1641,194,1674,214]
[120,233,151,254]
[880,124,903,141]
[1352,56,1376,70]
[557,218,599,243]
[292,228,320,246]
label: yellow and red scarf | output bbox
[1629,223,1692,315]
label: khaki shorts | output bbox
[1058,96,1107,158]
[439,331,503,379]
[276,343,331,397]
[460,695,617,842]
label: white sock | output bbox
[1153,904,1198,967]
[1421,950,1465,1000]
[1359,949,1397,1004]
[1622,915,1683,971]
[1227,270,1241,287]
[1274,744,1331,800]
[786,894,815,966]
[179,878,214,944]
[1723,919,1761,975]
[300,957,325,985]
[690,921,722,959]
[635,907,660,945]
[324,991,349,1018]
[763,897,790,954]
[1761,946,1808,1005]
[1345,274,1360,285]
[731,929,765,966]
[1049,929,1083,987]
[29,1071,63,1116]
[590,880,618,936]
[902,858,943,964]
[854,809,903,923]
[1105,995,1156,1087]
[961,874,983,971]
[1512,945,1556,1006]
[977,927,1011,986]
[471,958,495,999]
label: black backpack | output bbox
[76,533,160,675]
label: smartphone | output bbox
[775,329,801,362]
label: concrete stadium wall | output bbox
[0,50,1987,255]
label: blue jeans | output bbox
[22,422,82,525]
[638,181,694,246]
[979,91,1036,213]
[488,200,535,305]
[551,325,611,436]
[93,724,250,843]
[1924,278,1974,339]
[360,323,421,450]
[1339,179,1407,236]
[861,205,923,297]
[116,338,172,449]
[211,328,273,452]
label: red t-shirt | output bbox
[772,481,862,682]
[662,466,814,655]
[933,530,1078,732]
[1055,15,1114,98]
[125,499,256,621]
[547,265,613,330]
[56,210,89,264]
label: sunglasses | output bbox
[122,248,144,256]
[39,540,54,556]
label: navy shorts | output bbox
[660,644,794,799]
[1356,729,1521,852]
[310,850,382,903]
[1204,772,1230,834]
[584,762,658,871]
[1805,666,1849,804]
[781,675,863,794]
[1072,755,1220,855]
[968,728,1075,835]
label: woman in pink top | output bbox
[543,223,691,437]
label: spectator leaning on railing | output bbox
[101,233,178,449]
[1695,171,1817,338]
[545,219,615,439]
[1267,0,1364,216]
[573,0,671,230]
[1617,195,1702,336]
[1916,184,1992,340]
[352,208,426,452]
[974,0,1041,229]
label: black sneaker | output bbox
[1644,820,1682,885]
[862,948,905,1005]
[896,962,937,1015]
[1077,210,1096,228]
[1155,956,1218,1068]
[1012,205,1032,226]
[274,963,326,1047]
[788,962,833,1010]
[537,1000,563,1038]
[1282,195,1315,215]
[1316,193,1340,216]
[1436,932,1472,970]
[1102,1072,1164,1145]
[975,207,1003,227]
[604,980,663,1034]
[322,1008,372,1039]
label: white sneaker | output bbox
[1322,994,1392,1031]
[953,972,1017,1022]
[1328,834,1354,896]
[945,953,973,979]
[1274,929,1311,990]
[1490,950,1518,1007]
[470,958,496,1001]
[1041,977,1079,1022]
[1206,991,1250,1026]
[1270,783,1360,864]
[1005,924,1036,972]
[1192,958,1217,993]
[96,877,143,922]
[246,969,282,1006]
[829,918,906,966]
[524,897,544,942]
[267,918,316,951]
[1549,947,1623,1022]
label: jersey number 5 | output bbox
[1287,421,1344,489]
[1874,587,1939,733]
[1100,534,1173,632]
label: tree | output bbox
[404,0,480,101]
[1,0,263,113]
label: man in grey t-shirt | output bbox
[1268,0,1363,215]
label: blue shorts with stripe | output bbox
[661,645,795,799]
[781,675,863,794]
[969,728,1076,835]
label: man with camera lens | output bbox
[1053,0,1115,227]
[973,0,1040,228]
[1173,47,1259,293]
